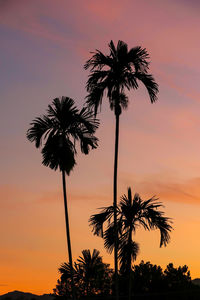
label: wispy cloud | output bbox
[119,173,200,205]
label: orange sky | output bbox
[0,0,200,295]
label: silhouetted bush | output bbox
[54,254,200,299]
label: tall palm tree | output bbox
[27,97,99,300]
[84,40,159,298]
[89,187,172,300]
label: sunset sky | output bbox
[1,0,200,295]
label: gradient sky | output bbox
[1,0,200,295]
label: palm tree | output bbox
[57,262,84,298]
[77,249,111,295]
[89,187,172,300]
[27,97,99,300]
[55,262,83,299]
[57,249,112,297]
[84,40,159,298]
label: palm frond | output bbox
[127,46,150,73]
[89,206,114,237]
[134,72,159,103]
[79,134,98,154]
[78,106,99,134]
[59,261,81,283]
[104,217,124,254]
[59,262,71,281]
[137,195,173,247]
[157,217,172,247]
[41,135,76,174]
[116,40,128,62]
[26,115,53,148]
[84,50,112,71]
[85,84,106,116]
[86,70,110,87]
[119,239,139,273]
[48,97,78,123]
[144,209,173,247]
[91,249,101,263]
[108,40,117,58]
[77,249,92,266]
[123,72,139,90]
[104,222,115,253]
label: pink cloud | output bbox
[0,0,82,51]
[85,0,128,22]
[155,68,200,104]
[0,185,33,210]
[119,173,200,205]
[1,0,199,74]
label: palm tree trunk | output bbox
[128,224,133,300]
[113,112,120,300]
[62,170,76,300]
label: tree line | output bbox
[53,249,199,299]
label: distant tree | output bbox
[89,187,172,299]
[27,97,99,300]
[119,261,195,299]
[164,263,192,290]
[85,40,159,300]
[131,261,164,293]
[128,261,193,295]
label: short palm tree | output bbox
[77,249,107,295]
[58,249,112,297]
[27,97,99,300]
[84,40,159,298]
[89,187,172,300]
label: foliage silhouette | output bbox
[54,256,199,300]
[130,261,194,296]
[130,261,165,294]
[84,40,159,299]
[54,249,112,298]
[27,97,99,300]
[164,263,192,290]
[89,187,172,299]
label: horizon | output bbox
[0,0,200,295]
[1,275,200,296]
[0,290,53,296]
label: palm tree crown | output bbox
[84,40,159,116]
[89,187,172,272]
[27,96,99,174]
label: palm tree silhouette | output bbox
[58,249,112,296]
[57,261,83,298]
[84,40,159,298]
[77,249,108,295]
[89,187,172,300]
[27,97,99,300]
